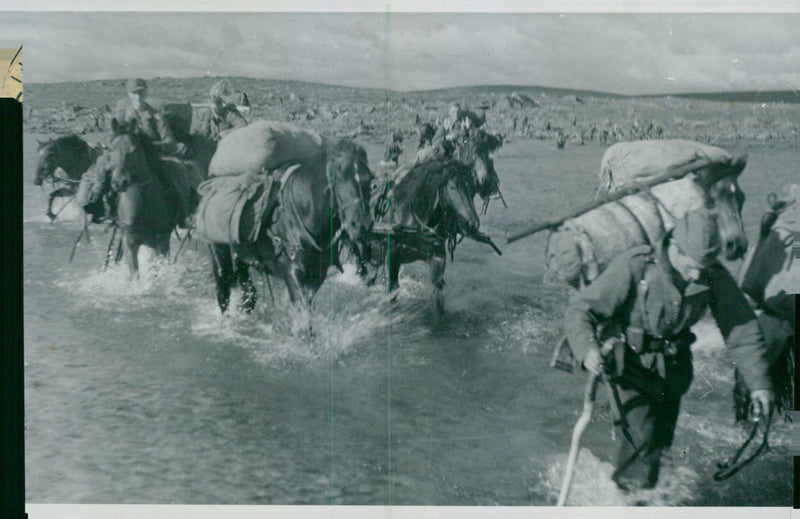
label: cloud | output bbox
[2,12,798,95]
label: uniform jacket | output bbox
[114,98,178,155]
[564,243,773,392]
[209,104,248,141]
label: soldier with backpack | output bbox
[563,208,774,491]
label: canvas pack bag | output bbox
[208,120,329,178]
[193,172,275,245]
[599,139,733,193]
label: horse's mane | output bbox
[111,127,162,179]
[392,159,469,215]
[454,128,503,162]
[42,134,92,157]
[328,138,370,181]
[57,134,90,149]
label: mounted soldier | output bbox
[563,209,774,491]
[207,80,248,142]
[82,78,190,224]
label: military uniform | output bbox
[208,103,247,141]
[564,240,772,489]
[114,98,179,155]
[84,80,184,222]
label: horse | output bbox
[33,134,100,220]
[107,118,204,276]
[733,185,798,421]
[361,158,481,315]
[451,128,504,208]
[208,139,374,317]
[545,160,749,289]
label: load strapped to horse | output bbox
[193,121,329,246]
[509,139,749,289]
[194,120,374,315]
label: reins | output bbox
[713,415,771,481]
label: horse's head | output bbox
[453,128,503,201]
[441,161,480,235]
[417,122,436,149]
[329,139,374,255]
[695,160,748,260]
[108,118,149,193]
[33,139,57,186]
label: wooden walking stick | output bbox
[557,372,602,506]
[557,339,614,506]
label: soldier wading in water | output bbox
[564,208,774,491]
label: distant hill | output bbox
[405,84,625,102]
[26,77,800,108]
[653,90,800,104]
[408,84,800,105]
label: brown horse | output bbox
[33,134,100,220]
[361,159,481,315]
[209,139,374,316]
[419,127,504,213]
[107,119,204,276]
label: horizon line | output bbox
[24,76,800,100]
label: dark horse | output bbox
[107,119,204,276]
[362,159,481,315]
[420,127,504,214]
[209,139,374,317]
[33,134,100,220]
[733,186,798,421]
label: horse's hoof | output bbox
[46,212,57,221]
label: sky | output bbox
[0,9,798,95]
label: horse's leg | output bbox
[46,187,74,220]
[280,259,314,335]
[122,234,140,279]
[236,261,258,314]
[387,250,401,293]
[210,244,234,313]
[429,246,447,316]
[156,233,171,261]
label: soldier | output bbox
[434,103,466,143]
[564,209,774,491]
[83,78,186,223]
[208,82,248,142]
[114,78,179,154]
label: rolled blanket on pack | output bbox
[193,172,275,245]
[545,176,707,288]
[599,139,733,193]
[208,120,329,177]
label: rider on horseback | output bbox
[208,81,248,142]
[83,78,187,224]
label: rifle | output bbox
[467,230,502,255]
[507,155,746,244]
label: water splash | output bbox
[488,305,560,355]
[544,447,699,506]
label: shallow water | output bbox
[24,133,794,505]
